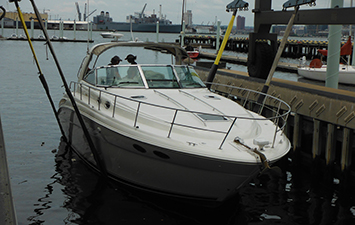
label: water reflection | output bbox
[29,139,247,224]
[238,152,355,224]
[28,140,355,224]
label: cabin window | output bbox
[83,70,95,85]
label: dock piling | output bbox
[341,127,352,171]
[293,113,302,151]
[326,124,336,165]
[312,119,322,158]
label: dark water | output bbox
[1,28,355,225]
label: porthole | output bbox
[104,101,110,109]
[153,151,170,159]
[133,144,146,153]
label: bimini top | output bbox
[78,42,189,80]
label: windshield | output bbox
[83,65,206,89]
[174,66,206,88]
[141,65,179,88]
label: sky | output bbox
[1,0,354,26]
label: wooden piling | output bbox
[325,124,336,165]
[312,119,322,158]
[341,127,352,171]
[293,113,302,151]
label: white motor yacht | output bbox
[58,42,291,205]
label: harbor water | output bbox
[1,29,355,225]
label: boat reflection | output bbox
[27,139,355,224]
[29,138,248,225]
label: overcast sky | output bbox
[1,0,353,26]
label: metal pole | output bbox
[16,17,18,36]
[87,21,89,41]
[181,20,185,47]
[156,21,159,43]
[216,20,221,52]
[73,20,76,40]
[60,20,63,38]
[260,6,299,95]
[181,0,185,32]
[30,18,34,39]
[326,0,344,89]
[90,21,93,41]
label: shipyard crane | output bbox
[84,9,97,21]
[75,2,96,21]
[75,2,81,21]
[140,3,147,19]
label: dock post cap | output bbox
[226,0,249,12]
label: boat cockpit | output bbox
[83,64,206,89]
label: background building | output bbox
[236,15,245,30]
[183,9,192,26]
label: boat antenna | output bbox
[11,0,109,178]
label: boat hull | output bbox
[187,51,200,59]
[58,106,261,204]
[298,65,355,85]
[100,32,124,39]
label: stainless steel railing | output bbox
[70,81,291,149]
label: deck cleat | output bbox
[253,139,270,150]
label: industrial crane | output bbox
[75,2,81,21]
[75,2,96,21]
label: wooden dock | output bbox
[5,37,94,43]
[185,34,333,59]
[199,51,298,73]
[0,115,17,225]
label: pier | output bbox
[5,37,94,43]
[198,51,298,72]
[185,34,332,60]
[0,115,17,225]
